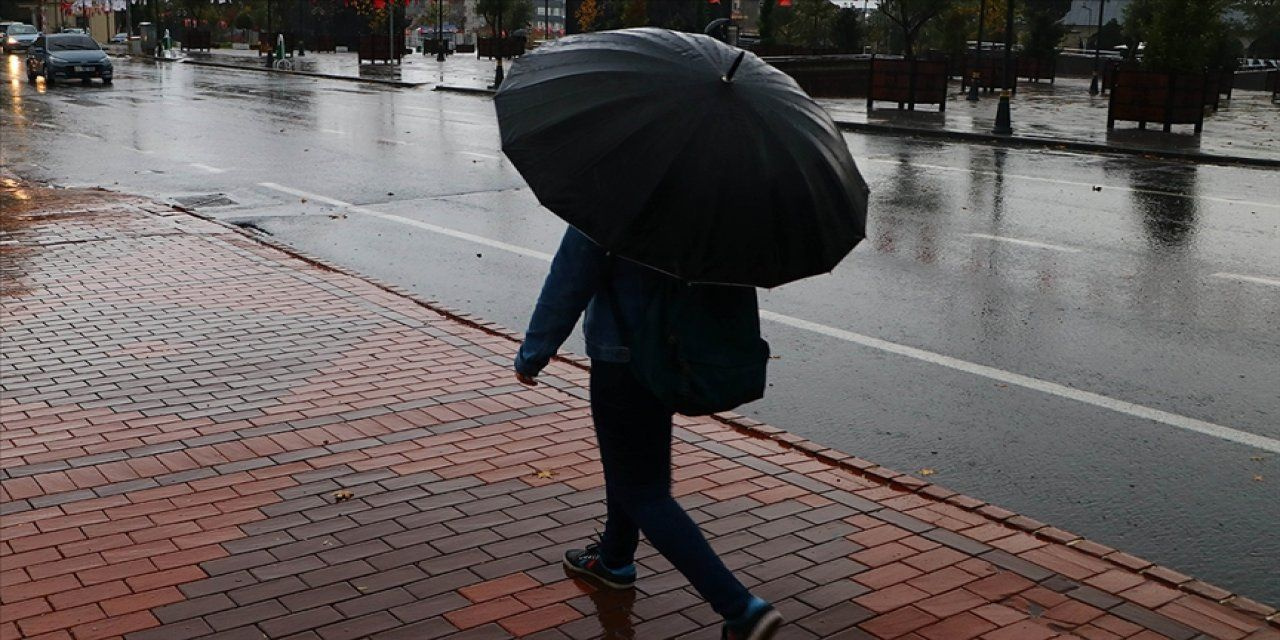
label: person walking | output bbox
[514,226,783,640]
[496,27,868,640]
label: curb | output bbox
[835,120,1280,169]
[433,84,497,96]
[179,58,430,88]
[161,199,1279,628]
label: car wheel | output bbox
[43,67,54,85]
[102,76,112,85]
[27,69,37,83]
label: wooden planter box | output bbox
[312,35,336,52]
[1017,56,1056,84]
[476,37,524,59]
[867,58,948,112]
[257,32,296,56]
[960,56,1017,94]
[1270,70,1279,102]
[1107,69,1210,133]
[750,43,853,57]
[764,56,869,98]
[358,35,407,63]
[183,29,211,52]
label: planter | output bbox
[867,58,948,112]
[357,35,407,63]
[1017,56,1056,84]
[476,37,524,59]
[1271,70,1279,103]
[312,35,336,52]
[1107,68,1210,133]
[749,43,854,57]
[960,55,1017,94]
[183,29,211,52]
[764,55,869,98]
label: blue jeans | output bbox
[591,361,752,619]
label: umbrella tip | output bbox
[722,51,746,83]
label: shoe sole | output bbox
[561,557,635,590]
[745,609,783,640]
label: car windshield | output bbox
[48,35,99,51]
[10,24,37,34]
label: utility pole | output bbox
[1089,0,1105,95]
[437,0,445,61]
[991,0,1013,134]
[543,0,548,39]
[493,0,503,88]
[968,0,987,101]
[265,0,273,67]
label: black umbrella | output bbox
[494,28,868,288]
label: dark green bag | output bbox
[607,265,770,416]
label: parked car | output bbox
[2,23,40,53]
[26,33,113,85]
[60,27,87,35]
[109,32,129,44]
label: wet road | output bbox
[3,55,1278,605]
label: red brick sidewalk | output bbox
[2,180,1277,640]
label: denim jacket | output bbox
[515,227,663,377]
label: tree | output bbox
[783,0,837,48]
[758,0,776,44]
[1141,0,1232,73]
[878,0,949,59]
[1022,9,1067,60]
[575,0,599,31]
[831,6,861,52]
[1120,0,1157,59]
[620,0,646,27]
[1087,18,1123,50]
[476,0,533,35]
[1234,0,1280,57]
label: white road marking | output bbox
[964,233,1081,252]
[189,163,226,174]
[255,182,1280,454]
[758,311,1280,454]
[377,138,408,146]
[34,122,57,129]
[258,183,553,261]
[857,157,1280,211]
[320,128,346,135]
[459,152,499,161]
[129,147,155,154]
[1212,272,1280,288]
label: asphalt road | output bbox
[3,55,1278,605]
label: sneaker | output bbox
[563,543,636,590]
[722,597,783,640]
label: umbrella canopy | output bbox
[494,28,868,288]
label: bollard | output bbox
[162,28,171,52]
[967,71,981,101]
[276,34,286,61]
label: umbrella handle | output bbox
[722,51,746,83]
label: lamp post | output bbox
[492,0,504,88]
[991,0,1013,134]
[1089,0,1105,95]
[436,0,445,61]
[265,0,273,67]
[968,0,987,101]
[543,0,549,39]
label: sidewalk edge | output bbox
[178,58,430,88]
[836,120,1280,168]
[168,199,1278,626]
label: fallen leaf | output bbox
[535,469,555,479]
[1253,475,1264,482]
[919,468,936,476]
[333,490,354,502]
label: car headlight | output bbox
[6,37,16,44]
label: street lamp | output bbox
[1089,0,1106,95]
[265,0,273,67]
[968,0,987,102]
[436,0,445,61]
[493,0,504,89]
[991,0,1013,134]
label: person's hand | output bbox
[516,372,538,386]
